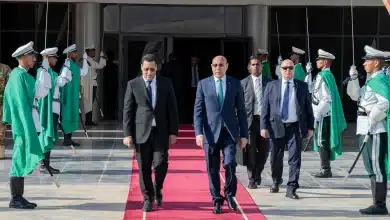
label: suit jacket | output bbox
[260,79,314,139]
[193,75,248,145]
[123,75,179,147]
[241,75,272,130]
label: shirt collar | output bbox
[282,78,293,84]
[18,65,28,72]
[143,76,156,84]
[324,68,330,71]
[214,75,226,82]
[251,74,262,81]
[371,70,382,79]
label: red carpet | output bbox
[123,124,266,220]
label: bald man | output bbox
[260,59,314,200]
[194,56,248,214]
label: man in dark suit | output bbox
[194,55,248,214]
[123,54,179,212]
[260,59,314,200]
[240,55,272,189]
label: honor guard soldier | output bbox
[0,62,11,159]
[290,47,306,81]
[80,44,107,126]
[256,49,271,79]
[347,45,390,215]
[311,49,346,178]
[60,44,88,146]
[38,47,72,174]
[3,41,51,209]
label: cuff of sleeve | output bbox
[369,106,387,123]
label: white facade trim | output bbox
[0,0,384,6]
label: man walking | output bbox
[240,55,271,188]
[311,49,346,178]
[0,62,11,159]
[194,55,248,214]
[123,54,179,212]
[260,59,314,199]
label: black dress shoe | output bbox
[248,181,257,189]
[9,197,36,209]
[286,189,299,199]
[255,179,261,186]
[270,183,280,193]
[313,170,332,178]
[226,196,237,211]
[213,202,222,214]
[143,201,153,212]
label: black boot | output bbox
[63,133,80,147]
[85,112,97,126]
[9,177,37,209]
[313,147,332,178]
[360,181,388,215]
[40,152,60,174]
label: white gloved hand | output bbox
[100,51,105,57]
[349,65,358,78]
[277,56,282,65]
[83,52,88,59]
[42,58,50,70]
[306,62,312,73]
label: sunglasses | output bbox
[212,64,224,67]
[281,66,294,70]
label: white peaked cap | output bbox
[292,46,305,55]
[257,49,268,55]
[85,44,95,50]
[363,45,387,60]
[12,41,37,58]
[41,47,58,57]
[316,49,335,60]
[63,44,77,54]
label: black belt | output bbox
[253,115,260,119]
[284,121,298,127]
[53,98,60,102]
[357,111,367,116]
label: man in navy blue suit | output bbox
[193,55,248,214]
[260,59,314,200]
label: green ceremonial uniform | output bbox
[37,68,58,153]
[313,70,347,161]
[361,73,390,180]
[294,63,305,81]
[2,67,44,177]
[262,61,271,79]
[60,59,80,134]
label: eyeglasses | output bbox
[281,66,294,70]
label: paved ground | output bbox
[0,122,388,220]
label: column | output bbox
[245,5,269,55]
[75,3,103,123]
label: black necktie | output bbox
[146,80,152,101]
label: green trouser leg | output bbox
[359,133,388,215]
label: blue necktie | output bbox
[217,79,224,107]
[281,81,290,121]
[146,80,152,101]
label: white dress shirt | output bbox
[280,78,298,123]
[214,75,226,101]
[251,75,262,116]
[143,76,157,126]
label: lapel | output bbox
[276,79,282,109]
[155,76,161,110]
[224,76,232,107]
[247,76,256,104]
[139,76,152,108]
[293,79,301,114]
[261,75,268,92]
[208,76,219,106]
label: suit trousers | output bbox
[270,122,302,189]
[204,127,237,205]
[247,117,269,182]
[135,127,169,202]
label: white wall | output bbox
[1,0,384,6]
